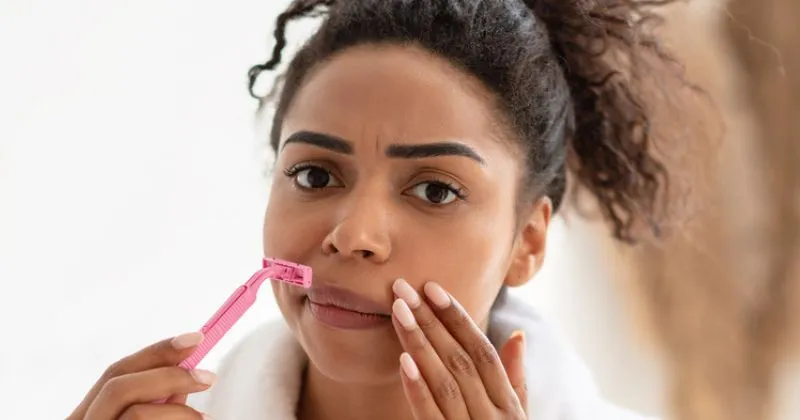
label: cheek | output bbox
[438,235,509,322]
[403,205,515,323]
[262,182,330,259]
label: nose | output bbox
[322,192,392,263]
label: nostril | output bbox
[361,250,374,258]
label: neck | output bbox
[297,363,412,420]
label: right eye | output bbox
[283,164,343,190]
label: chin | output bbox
[296,304,402,385]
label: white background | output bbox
[1,1,797,419]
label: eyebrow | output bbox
[282,130,485,165]
[386,142,485,164]
[283,131,353,154]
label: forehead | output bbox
[281,44,513,154]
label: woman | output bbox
[69,0,688,418]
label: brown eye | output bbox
[286,164,343,190]
[409,182,459,205]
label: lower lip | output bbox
[307,300,390,330]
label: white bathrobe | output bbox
[187,290,657,419]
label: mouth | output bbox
[305,284,392,330]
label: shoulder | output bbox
[490,290,660,420]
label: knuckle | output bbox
[444,349,476,376]
[416,313,438,331]
[99,376,130,403]
[502,386,528,417]
[501,410,526,420]
[469,340,499,365]
[103,359,130,379]
[512,383,528,400]
[502,405,528,420]
[432,377,461,401]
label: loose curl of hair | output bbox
[248,0,688,244]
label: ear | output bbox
[504,196,552,288]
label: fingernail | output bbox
[511,330,526,351]
[423,282,451,309]
[392,278,421,308]
[172,332,204,350]
[191,369,217,386]
[393,298,417,330]
[400,352,420,380]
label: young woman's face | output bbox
[263,44,547,385]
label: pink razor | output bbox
[178,257,312,369]
[156,258,311,403]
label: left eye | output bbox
[409,182,460,205]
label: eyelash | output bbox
[282,162,324,179]
[282,163,467,202]
[425,177,467,200]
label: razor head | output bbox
[262,257,313,288]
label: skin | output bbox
[265,44,552,420]
[68,332,213,419]
[69,43,552,420]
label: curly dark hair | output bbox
[248,0,688,244]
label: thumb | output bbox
[499,330,527,412]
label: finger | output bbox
[393,279,496,418]
[423,282,518,409]
[399,352,445,420]
[111,332,205,375]
[392,298,470,419]
[499,330,528,413]
[85,367,216,420]
[166,393,189,405]
[119,403,208,419]
[70,332,204,419]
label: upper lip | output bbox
[307,284,391,316]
